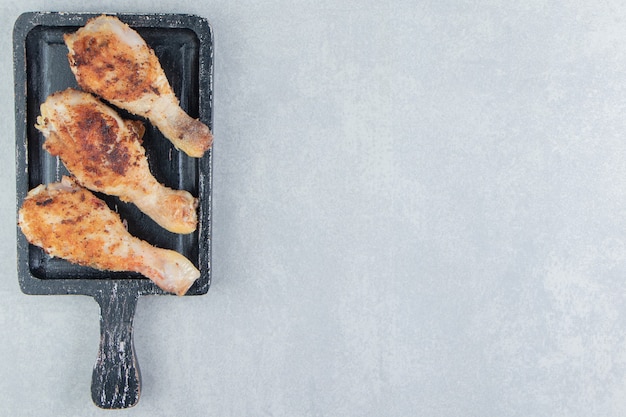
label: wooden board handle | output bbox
[91,289,141,409]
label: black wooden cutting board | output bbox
[13,11,213,409]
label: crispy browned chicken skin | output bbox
[36,88,198,234]
[64,15,212,157]
[18,177,200,295]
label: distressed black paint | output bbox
[92,288,141,408]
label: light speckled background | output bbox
[2,1,626,415]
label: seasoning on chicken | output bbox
[64,14,212,158]
[35,88,198,234]
[18,177,200,295]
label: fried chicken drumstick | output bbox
[64,14,212,157]
[36,88,198,234]
[18,177,200,295]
